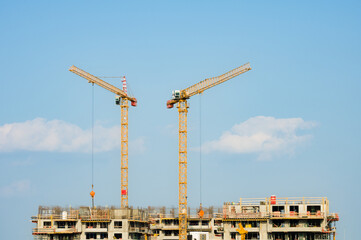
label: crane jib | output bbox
[184,62,251,98]
[166,62,251,108]
[69,65,137,106]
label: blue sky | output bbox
[0,1,360,239]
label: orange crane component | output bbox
[236,223,248,240]
[166,62,251,240]
[69,65,137,208]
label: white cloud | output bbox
[202,116,316,160]
[0,118,145,153]
[0,180,31,197]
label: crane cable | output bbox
[199,94,203,211]
[91,83,95,208]
[92,84,94,187]
[198,93,205,220]
[199,93,202,207]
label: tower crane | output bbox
[69,66,137,208]
[166,62,251,240]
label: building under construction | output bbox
[32,64,339,240]
[32,196,339,240]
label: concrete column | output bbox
[259,221,268,240]
[223,222,231,240]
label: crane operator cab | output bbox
[115,96,121,105]
[115,96,137,107]
[172,90,181,100]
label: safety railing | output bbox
[81,211,111,220]
[271,212,324,218]
[222,211,339,219]
[225,197,329,206]
[223,212,265,219]
[34,210,112,220]
[267,197,327,205]
[33,227,78,234]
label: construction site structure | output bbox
[69,66,137,208]
[31,196,339,240]
[166,63,252,240]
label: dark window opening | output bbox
[290,220,299,227]
[201,220,209,226]
[114,221,122,228]
[86,222,96,228]
[163,219,172,225]
[43,221,51,228]
[289,233,299,240]
[68,222,76,228]
[308,220,321,227]
[214,220,222,226]
[307,205,321,214]
[53,234,75,240]
[272,233,285,240]
[305,232,316,240]
[189,220,199,226]
[129,233,142,240]
[272,206,285,213]
[100,233,108,239]
[272,220,285,228]
[245,232,259,240]
[230,221,239,228]
[290,205,299,213]
[114,233,122,239]
[99,222,108,228]
[57,221,66,229]
[86,233,96,239]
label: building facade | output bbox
[32,197,338,240]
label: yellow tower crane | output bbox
[166,62,251,240]
[69,65,137,208]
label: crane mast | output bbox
[69,65,137,208]
[178,99,188,240]
[166,63,251,240]
[120,98,129,208]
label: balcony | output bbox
[32,227,78,234]
[84,227,108,233]
[161,225,179,230]
[229,226,259,233]
[271,212,324,219]
[149,223,163,230]
[224,212,264,219]
[129,227,148,233]
[269,225,323,233]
